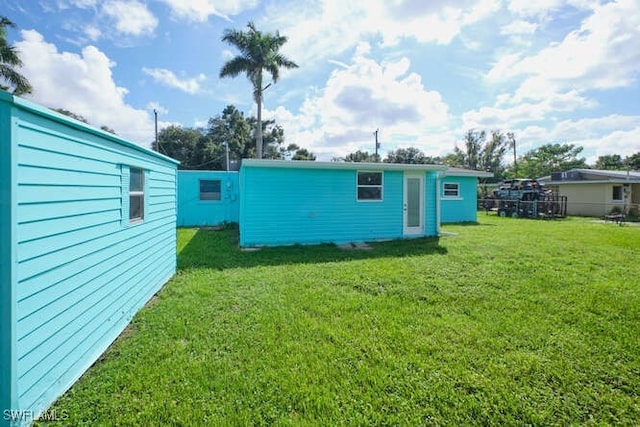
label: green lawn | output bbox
[42,216,639,425]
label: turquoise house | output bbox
[239,160,445,246]
[176,161,490,247]
[177,171,239,227]
[1,92,178,426]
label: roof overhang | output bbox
[545,180,640,185]
[1,91,179,165]
[441,168,494,178]
[241,159,447,172]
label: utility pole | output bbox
[153,109,159,151]
[224,141,230,171]
[508,132,517,178]
[374,128,380,162]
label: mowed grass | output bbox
[42,216,639,425]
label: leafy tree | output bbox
[54,108,117,135]
[337,150,379,162]
[594,154,624,170]
[207,105,253,161]
[54,108,88,123]
[155,105,313,168]
[384,147,431,164]
[450,130,508,178]
[288,144,316,160]
[100,125,117,135]
[0,16,32,95]
[624,152,640,170]
[250,118,285,159]
[220,22,298,159]
[152,125,206,169]
[517,143,588,178]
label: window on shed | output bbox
[357,171,383,201]
[443,182,460,198]
[612,185,623,201]
[200,179,221,201]
[129,167,144,222]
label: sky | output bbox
[2,0,639,163]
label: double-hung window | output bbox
[129,167,144,222]
[357,171,383,201]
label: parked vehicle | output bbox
[482,179,567,219]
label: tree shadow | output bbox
[177,226,448,271]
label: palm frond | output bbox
[0,64,32,94]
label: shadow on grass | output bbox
[442,220,496,227]
[178,226,448,271]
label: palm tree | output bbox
[0,16,32,95]
[220,22,297,159]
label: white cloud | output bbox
[500,20,537,35]
[16,30,154,145]
[159,0,259,22]
[262,46,451,160]
[516,115,640,163]
[462,90,597,130]
[147,102,168,115]
[142,68,206,94]
[490,0,640,96]
[265,0,501,69]
[83,25,102,41]
[102,0,158,36]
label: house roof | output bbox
[241,159,447,172]
[1,91,179,165]
[443,167,494,178]
[540,168,640,184]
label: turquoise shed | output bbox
[440,168,493,223]
[239,160,446,247]
[177,171,239,227]
[1,92,178,426]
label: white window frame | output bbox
[199,179,222,201]
[129,167,145,223]
[442,182,461,199]
[357,171,383,202]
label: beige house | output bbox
[539,169,640,217]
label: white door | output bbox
[404,173,424,236]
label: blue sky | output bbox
[2,0,639,162]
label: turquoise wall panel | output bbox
[239,166,431,246]
[177,171,239,226]
[0,93,18,426]
[440,176,479,223]
[425,172,439,236]
[1,92,178,426]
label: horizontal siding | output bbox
[12,108,177,416]
[425,173,438,236]
[440,176,478,223]
[177,171,239,226]
[240,167,404,246]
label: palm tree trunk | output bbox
[256,91,263,159]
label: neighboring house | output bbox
[177,171,239,227]
[176,161,490,246]
[1,92,178,426]
[539,169,640,217]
